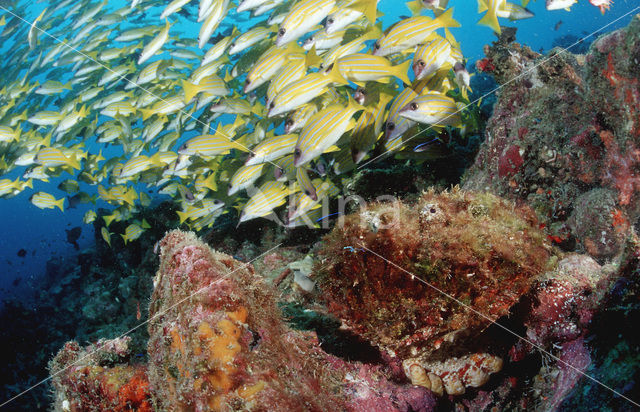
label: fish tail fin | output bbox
[251,101,264,116]
[395,59,412,85]
[139,108,154,121]
[478,0,488,13]
[68,154,81,170]
[478,9,501,34]
[120,234,128,244]
[436,7,461,28]
[141,218,151,229]
[346,92,365,114]
[305,45,322,68]
[103,215,115,227]
[328,62,349,86]
[445,28,460,49]
[40,133,51,149]
[354,0,378,24]
[125,188,138,206]
[406,0,422,15]
[204,173,217,191]
[182,79,200,103]
[232,136,251,152]
[24,178,33,189]
[176,210,188,223]
[365,23,383,40]
[148,152,161,167]
[56,197,65,212]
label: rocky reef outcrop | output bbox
[465,16,640,261]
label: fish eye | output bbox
[410,103,418,110]
[295,148,301,157]
[285,119,293,126]
[327,18,334,24]
[245,79,250,84]
[357,87,366,95]
[270,102,275,109]
[230,42,236,48]
[387,122,395,131]
[418,60,425,67]
[278,28,286,37]
[374,42,380,50]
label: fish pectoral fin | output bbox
[323,145,342,153]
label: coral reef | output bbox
[464,16,640,261]
[44,206,640,410]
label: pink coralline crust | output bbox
[546,338,591,411]
[599,130,640,206]
[341,362,437,412]
[593,30,625,55]
[498,145,524,178]
[526,255,603,346]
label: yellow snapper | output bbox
[245,133,298,166]
[336,53,412,85]
[101,227,112,247]
[372,8,460,56]
[239,180,293,223]
[294,96,364,167]
[267,65,348,118]
[228,163,266,195]
[121,219,151,244]
[398,91,463,127]
[138,19,172,65]
[30,191,65,212]
[275,0,336,46]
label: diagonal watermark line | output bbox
[0,5,278,168]
[357,243,640,408]
[0,242,283,408]
[357,5,640,170]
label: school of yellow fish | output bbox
[0,0,592,245]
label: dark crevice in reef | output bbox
[280,302,384,364]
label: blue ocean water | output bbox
[0,0,635,303]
